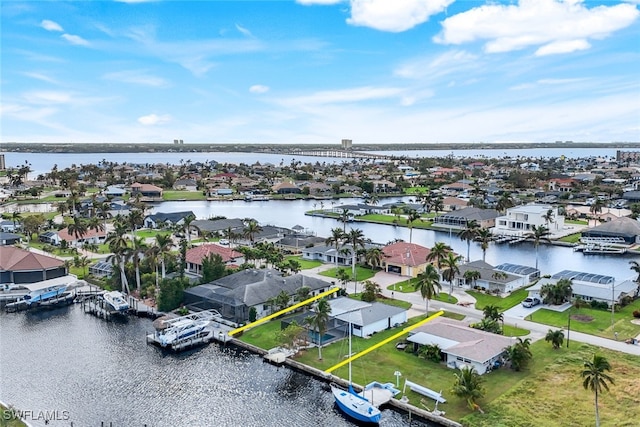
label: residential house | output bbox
[38,231,62,246]
[0,246,67,284]
[272,181,301,194]
[494,263,540,285]
[494,204,564,236]
[130,182,163,198]
[183,269,333,323]
[457,260,527,293]
[143,211,195,229]
[581,217,640,244]
[103,185,126,197]
[433,207,499,230]
[173,179,198,191]
[88,261,114,278]
[191,218,246,238]
[526,270,636,306]
[441,197,469,212]
[185,244,244,276]
[0,232,21,246]
[302,244,368,267]
[381,242,431,278]
[407,317,513,375]
[58,227,107,247]
[0,220,21,232]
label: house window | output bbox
[263,304,269,310]
[353,325,361,330]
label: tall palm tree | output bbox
[463,270,481,288]
[181,213,196,245]
[67,216,88,247]
[129,237,148,293]
[451,366,485,411]
[345,228,366,293]
[629,260,640,297]
[542,208,555,230]
[106,222,130,294]
[127,209,144,238]
[496,193,514,213]
[96,201,112,233]
[426,242,452,270]
[325,227,345,271]
[441,252,462,301]
[581,354,615,427]
[243,219,262,244]
[87,216,104,236]
[458,219,480,262]
[154,233,173,279]
[527,225,550,270]
[306,298,332,360]
[414,264,441,314]
[406,210,422,243]
[476,228,493,262]
[338,209,349,232]
[11,211,22,231]
[505,337,532,371]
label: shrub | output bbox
[633,310,640,319]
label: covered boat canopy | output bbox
[22,275,77,291]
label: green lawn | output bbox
[0,403,28,427]
[466,288,529,311]
[565,219,589,225]
[385,282,459,304]
[502,324,530,337]
[284,256,322,270]
[134,229,172,239]
[348,293,412,310]
[528,299,640,340]
[162,190,206,201]
[559,233,581,243]
[359,213,433,228]
[240,314,640,424]
[320,266,376,282]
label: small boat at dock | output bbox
[103,291,130,312]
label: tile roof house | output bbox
[381,242,432,278]
[185,244,244,275]
[130,182,163,198]
[0,246,67,284]
[407,317,513,375]
[183,268,333,323]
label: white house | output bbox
[407,317,513,375]
[328,297,408,338]
[494,204,564,236]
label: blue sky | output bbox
[1,0,639,145]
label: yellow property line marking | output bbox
[325,310,444,374]
[228,287,340,336]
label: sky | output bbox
[1,0,639,145]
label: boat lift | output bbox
[147,310,225,351]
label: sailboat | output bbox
[330,316,381,424]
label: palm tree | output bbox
[76,255,91,278]
[590,199,605,221]
[441,252,462,301]
[182,213,196,245]
[426,242,452,270]
[629,260,640,297]
[338,209,349,232]
[306,298,331,360]
[345,228,366,293]
[545,329,565,349]
[542,208,555,230]
[106,222,130,294]
[129,237,148,293]
[11,211,21,231]
[527,225,550,270]
[414,264,441,314]
[581,354,614,427]
[496,193,514,213]
[476,228,492,262]
[325,227,345,271]
[406,210,422,243]
[505,337,532,371]
[243,219,262,244]
[154,233,173,279]
[451,366,485,411]
[458,219,480,262]
[67,216,88,247]
[463,270,481,288]
[482,304,503,324]
[364,247,384,271]
[127,209,144,238]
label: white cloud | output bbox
[235,23,253,38]
[394,50,478,79]
[22,72,59,84]
[249,85,270,94]
[41,19,63,32]
[137,113,171,125]
[23,91,72,105]
[347,0,454,32]
[277,86,405,108]
[435,0,640,55]
[61,34,90,46]
[103,70,169,87]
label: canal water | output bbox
[154,198,638,281]
[0,306,433,427]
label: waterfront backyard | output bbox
[239,314,640,426]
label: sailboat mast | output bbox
[348,320,352,384]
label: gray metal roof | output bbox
[495,263,539,276]
[436,207,499,221]
[552,270,614,284]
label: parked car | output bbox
[522,297,541,308]
[219,239,230,246]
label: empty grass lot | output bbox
[284,256,322,270]
[162,190,206,201]
[320,266,376,283]
[466,288,529,311]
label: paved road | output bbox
[300,267,640,356]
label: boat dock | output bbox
[146,310,235,352]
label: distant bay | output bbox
[3,147,623,178]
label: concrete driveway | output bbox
[503,302,544,320]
